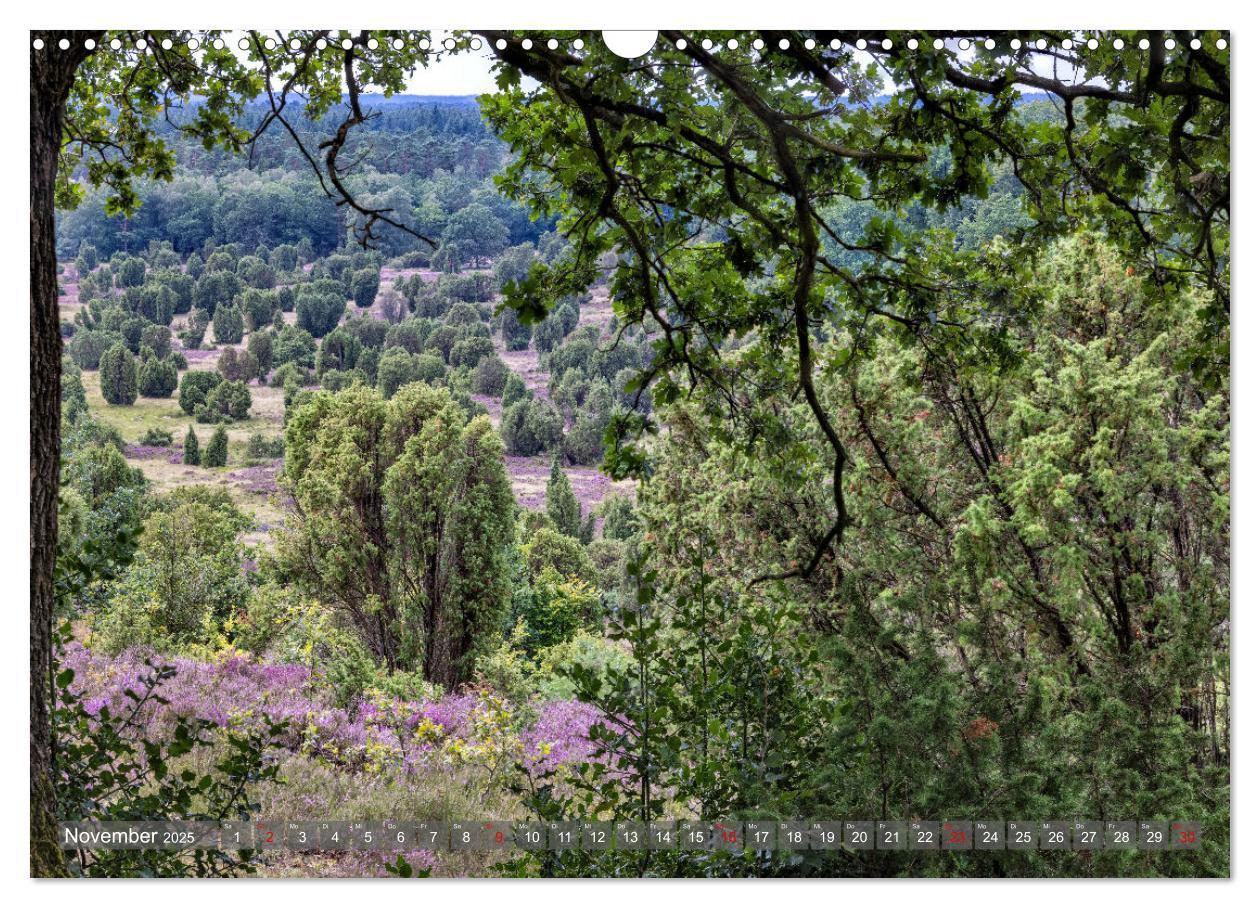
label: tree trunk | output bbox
[30,30,96,878]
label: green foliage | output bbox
[68,328,123,370]
[139,427,174,447]
[501,396,563,456]
[211,302,245,345]
[41,34,1231,879]
[471,354,510,396]
[217,346,259,383]
[240,288,275,331]
[78,241,98,270]
[532,628,633,702]
[98,343,138,406]
[246,330,273,379]
[295,281,346,338]
[202,425,229,468]
[237,255,275,290]
[546,457,582,538]
[244,433,284,461]
[499,305,532,351]
[196,380,252,423]
[494,242,535,289]
[515,566,598,653]
[276,383,516,686]
[62,356,89,423]
[272,325,317,369]
[193,271,242,317]
[350,266,380,308]
[137,357,178,398]
[90,496,251,653]
[179,308,209,350]
[597,492,637,541]
[522,526,596,586]
[131,284,174,325]
[443,202,508,266]
[315,327,363,376]
[178,370,221,416]
[139,323,172,360]
[375,347,446,399]
[115,256,145,287]
[182,426,200,466]
[501,372,527,407]
[449,334,495,369]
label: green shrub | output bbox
[62,357,89,423]
[247,330,274,379]
[449,335,495,369]
[522,526,597,586]
[533,629,633,701]
[499,307,532,352]
[139,427,174,447]
[295,282,346,338]
[273,325,317,369]
[516,566,597,652]
[178,369,222,415]
[470,355,510,396]
[193,270,241,316]
[137,357,178,398]
[598,491,638,541]
[501,397,563,456]
[179,308,209,349]
[321,368,366,393]
[501,372,527,407]
[241,288,275,330]
[202,424,229,467]
[245,433,285,460]
[350,267,380,308]
[98,343,138,406]
[196,380,252,423]
[212,302,245,345]
[68,329,124,370]
[216,346,258,383]
[183,426,200,465]
[546,457,582,538]
[270,360,312,388]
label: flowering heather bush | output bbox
[180,348,217,365]
[60,643,602,779]
[123,443,174,461]
[225,461,281,495]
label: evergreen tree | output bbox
[61,357,88,423]
[98,342,138,405]
[350,267,380,308]
[182,426,200,466]
[212,302,245,345]
[277,383,514,685]
[137,357,178,398]
[202,424,228,467]
[546,456,582,539]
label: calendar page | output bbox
[28,21,1230,884]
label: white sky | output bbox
[404,44,502,96]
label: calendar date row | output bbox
[60,819,1201,852]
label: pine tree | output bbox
[183,426,200,465]
[546,456,582,539]
[203,424,228,467]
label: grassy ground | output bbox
[80,368,287,545]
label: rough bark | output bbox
[30,29,96,878]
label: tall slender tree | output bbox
[546,455,582,538]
